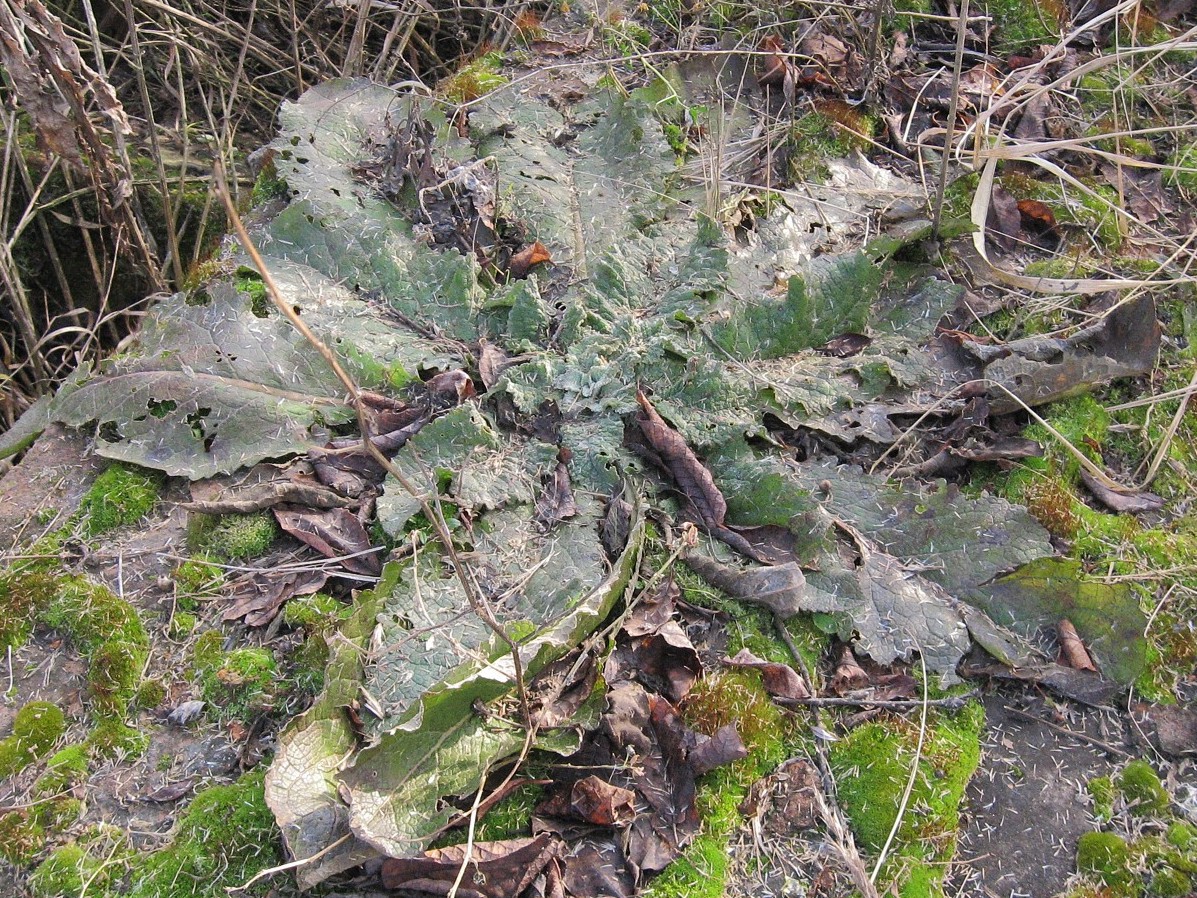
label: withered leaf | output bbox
[682,554,805,617]
[570,776,637,827]
[534,457,578,530]
[508,240,553,279]
[222,567,329,627]
[829,645,868,694]
[144,778,197,803]
[605,604,701,705]
[688,724,748,777]
[527,648,599,729]
[273,505,381,577]
[1017,199,1057,233]
[633,391,727,528]
[1132,704,1197,757]
[379,834,563,898]
[1079,469,1164,514]
[741,757,821,835]
[816,332,871,358]
[1057,618,1098,672]
[478,340,512,390]
[724,649,811,700]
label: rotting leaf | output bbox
[682,554,806,618]
[723,649,811,700]
[380,834,563,897]
[632,390,727,529]
[273,505,381,577]
[966,557,1147,685]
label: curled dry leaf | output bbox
[534,456,579,530]
[273,505,382,577]
[724,648,811,700]
[1056,618,1098,672]
[634,391,727,528]
[682,554,806,617]
[830,645,868,694]
[380,833,563,897]
[1079,469,1164,514]
[571,775,637,827]
[508,240,553,279]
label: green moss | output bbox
[785,108,875,183]
[30,796,84,831]
[289,634,330,695]
[0,567,59,650]
[135,678,167,710]
[36,744,89,795]
[439,52,508,103]
[472,782,544,843]
[987,0,1066,53]
[1150,867,1191,897]
[250,152,289,205]
[231,266,274,318]
[1165,142,1197,193]
[195,644,279,721]
[29,842,106,898]
[126,769,282,898]
[1166,821,1197,851]
[171,557,222,613]
[88,640,146,717]
[282,592,349,633]
[86,719,149,760]
[0,701,66,776]
[1118,760,1169,817]
[191,630,225,670]
[0,810,45,864]
[829,702,984,896]
[1088,775,1116,821]
[645,831,729,898]
[80,463,161,536]
[43,576,149,659]
[196,512,279,561]
[1077,831,1139,895]
[168,611,198,638]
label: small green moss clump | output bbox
[0,701,66,776]
[0,810,45,864]
[439,52,508,103]
[172,558,222,610]
[0,568,57,650]
[41,576,149,724]
[1118,760,1169,817]
[126,769,282,898]
[30,841,107,898]
[830,702,984,896]
[988,0,1065,53]
[86,719,149,760]
[1164,142,1197,193]
[80,464,161,535]
[35,744,89,796]
[198,512,279,561]
[194,638,279,721]
[1150,866,1193,898]
[1077,830,1138,894]
[1166,821,1197,851]
[1088,775,1116,821]
[282,592,349,633]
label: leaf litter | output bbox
[17,35,1178,898]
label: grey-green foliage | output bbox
[30,74,1096,877]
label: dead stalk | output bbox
[930,0,968,240]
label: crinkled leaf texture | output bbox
[42,72,1100,877]
[702,457,1055,682]
[48,281,355,478]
